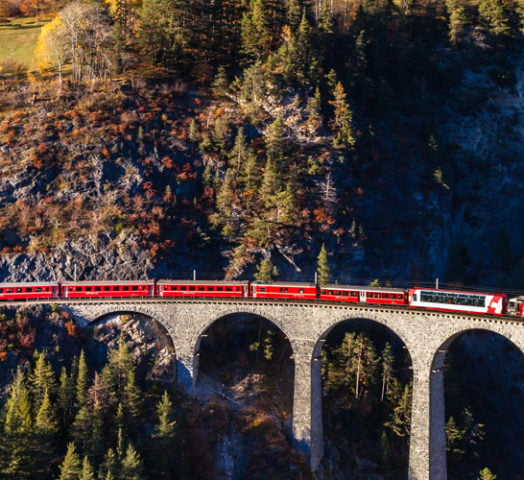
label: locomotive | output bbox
[0,279,523,317]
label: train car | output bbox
[320,285,406,305]
[0,282,58,301]
[251,282,318,300]
[407,288,507,316]
[61,281,155,299]
[508,296,524,317]
[157,280,248,298]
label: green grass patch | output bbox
[0,17,46,71]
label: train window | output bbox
[351,292,357,297]
[86,287,92,292]
[7,288,13,293]
[114,286,120,291]
[280,288,289,293]
[217,287,223,291]
[299,289,304,294]
[189,286,195,291]
[259,287,266,292]
[180,286,186,291]
[226,287,232,291]
[198,286,205,291]
[123,286,129,291]
[104,287,110,291]
[26,288,32,293]
[16,288,22,293]
[95,287,101,291]
[0,288,3,293]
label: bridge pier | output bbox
[290,338,317,465]
[409,355,447,480]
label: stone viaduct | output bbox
[64,299,524,480]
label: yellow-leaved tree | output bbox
[35,16,67,91]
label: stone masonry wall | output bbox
[66,300,524,480]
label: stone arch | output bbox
[311,315,415,475]
[87,308,177,384]
[430,326,524,480]
[192,310,295,388]
[88,306,172,328]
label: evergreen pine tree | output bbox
[0,367,35,479]
[99,448,119,480]
[254,257,278,282]
[316,243,330,286]
[34,389,59,477]
[76,350,89,408]
[30,350,56,409]
[57,443,81,480]
[478,0,510,35]
[120,443,143,480]
[380,343,395,402]
[149,391,177,479]
[478,467,497,480]
[79,456,95,480]
[329,81,356,149]
[58,366,75,428]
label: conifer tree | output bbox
[259,158,280,210]
[478,467,497,480]
[58,366,75,428]
[265,116,286,168]
[0,367,35,479]
[316,243,330,285]
[478,0,510,35]
[79,456,95,480]
[329,81,356,149]
[99,448,119,480]
[385,383,412,438]
[212,66,230,99]
[446,0,467,44]
[254,257,278,282]
[120,443,144,480]
[229,127,249,174]
[380,343,395,402]
[57,443,81,480]
[150,391,177,479]
[34,389,59,477]
[139,0,190,70]
[30,350,56,409]
[241,0,271,61]
[76,350,88,408]
[122,369,142,435]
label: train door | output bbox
[358,290,366,303]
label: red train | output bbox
[0,279,523,317]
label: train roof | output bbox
[61,280,155,286]
[321,284,405,293]
[157,280,248,285]
[0,281,57,287]
[408,287,506,297]
[251,281,317,287]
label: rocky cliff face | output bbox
[0,55,523,288]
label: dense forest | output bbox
[0,0,523,285]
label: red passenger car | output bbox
[319,285,406,305]
[0,282,58,301]
[61,281,154,299]
[251,282,318,300]
[157,280,248,298]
